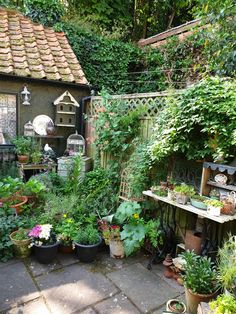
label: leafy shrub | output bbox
[74,225,100,245]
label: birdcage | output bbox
[66,132,85,156]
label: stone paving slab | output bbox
[150,263,185,294]
[94,292,141,314]
[5,297,50,314]
[26,256,62,277]
[0,261,40,312]
[78,308,97,314]
[57,252,79,267]
[35,263,119,314]
[107,263,180,313]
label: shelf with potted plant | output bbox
[142,190,236,223]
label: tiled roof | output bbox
[0,8,88,85]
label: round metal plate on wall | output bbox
[32,115,53,136]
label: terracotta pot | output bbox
[9,229,32,258]
[59,243,74,254]
[166,299,186,313]
[1,195,28,214]
[185,230,202,255]
[185,288,218,314]
[109,240,125,259]
[221,201,234,215]
[18,155,29,163]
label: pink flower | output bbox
[28,225,42,238]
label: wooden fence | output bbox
[85,91,181,162]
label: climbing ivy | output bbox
[150,76,236,163]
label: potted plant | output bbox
[56,217,80,253]
[181,251,219,314]
[209,294,236,314]
[21,178,46,207]
[73,225,101,263]
[166,299,186,313]
[174,184,195,205]
[151,185,168,197]
[190,194,208,210]
[218,235,236,297]
[204,199,223,216]
[114,201,162,257]
[102,224,125,259]
[28,224,60,264]
[12,136,32,163]
[9,228,32,258]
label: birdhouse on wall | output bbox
[53,91,80,127]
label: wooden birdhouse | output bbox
[53,91,80,127]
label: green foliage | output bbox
[78,167,119,217]
[12,136,32,155]
[150,77,236,162]
[115,201,141,225]
[126,141,151,198]
[22,178,46,197]
[174,184,195,196]
[55,217,80,245]
[145,219,162,248]
[11,228,29,241]
[0,176,23,198]
[64,155,82,194]
[218,235,236,294]
[209,294,236,314]
[0,207,23,262]
[114,202,162,256]
[24,0,64,27]
[95,92,144,157]
[121,223,146,256]
[194,0,236,76]
[204,199,223,208]
[64,24,142,93]
[181,251,218,294]
[74,225,100,245]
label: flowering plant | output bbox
[98,220,121,244]
[55,216,80,246]
[28,224,56,246]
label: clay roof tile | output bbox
[0,8,88,85]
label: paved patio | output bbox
[0,251,185,314]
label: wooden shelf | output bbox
[56,111,75,115]
[143,190,236,224]
[55,124,75,127]
[207,180,236,191]
[34,135,64,139]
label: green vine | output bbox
[150,76,236,162]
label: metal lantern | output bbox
[66,132,85,156]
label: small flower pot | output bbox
[9,230,32,258]
[166,299,186,313]
[175,193,189,205]
[221,201,234,215]
[74,237,102,263]
[34,241,60,264]
[18,155,29,164]
[109,240,125,259]
[58,243,74,254]
[207,205,221,216]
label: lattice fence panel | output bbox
[86,91,177,119]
